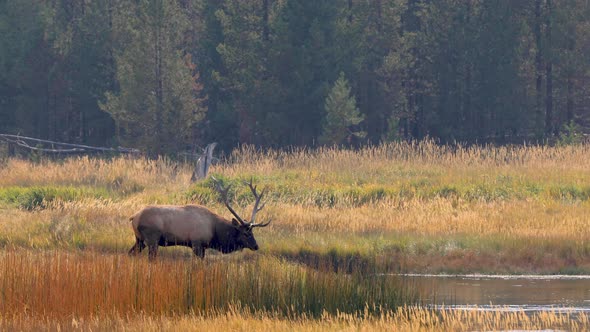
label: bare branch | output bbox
[0,133,139,154]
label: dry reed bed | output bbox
[1,198,588,251]
[0,250,412,320]
[223,142,590,178]
[0,156,191,192]
[2,306,588,331]
[274,199,590,236]
[2,141,590,189]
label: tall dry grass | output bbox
[0,250,413,320]
[223,141,590,178]
[0,156,190,194]
[3,141,590,189]
[2,305,588,331]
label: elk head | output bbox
[212,177,271,251]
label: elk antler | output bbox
[245,178,271,228]
[211,176,246,225]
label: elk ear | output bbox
[231,218,240,227]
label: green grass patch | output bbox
[187,173,590,208]
[548,184,590,201]
[0,186,111,210]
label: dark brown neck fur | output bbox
[209,218,244,253]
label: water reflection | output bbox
[404,274,590,312]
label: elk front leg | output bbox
[148,244,159,261]
[192,244,205,259]
[141,229,161,261]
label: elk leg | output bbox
[128,237,145,256]
[142,229,161,261]
[148,245,159,261]
[192,245,205,259]
[138,240,146,252]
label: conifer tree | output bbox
[100,0,206,155]
[320,72,365,145]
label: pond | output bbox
[404,274,590,313]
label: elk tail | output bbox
[128,212,143,240]
[129,211,139,222]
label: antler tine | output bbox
[245,178,269,226]
[211,176,246,225]
[251,219,271,228]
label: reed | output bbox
[0,250,414,320]
[2,306,588,331]
[0,156,189,194]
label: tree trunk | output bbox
[534,0,543,135]
[375,0,382,32]
[545,61,553,135]
[567,73,574,123]
[566,10,575,125]
[545,0,553,135]
[465,1,472,139]
[80,109,86,142]
[155,16,164,154]
[262,0,270,41]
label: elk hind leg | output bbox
[128,237,146,256]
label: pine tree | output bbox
[320,72,365,145]
[0,0,46,136]
[272,0,345,146]
[349,0,404,143]
[100,0,206,155]
[214,0,275,146]
[43,0,118,144]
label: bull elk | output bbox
[128,178,271,260]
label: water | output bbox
[403,274,590,313]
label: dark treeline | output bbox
[1,0,589,154]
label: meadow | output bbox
[1,141,590,330]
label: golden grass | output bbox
[0,250,413,320]
[272,199,590,237]
[2,306,588,331]
[222,141,590,182]
[3,194,590,241]
[0,156,191,194]
[1,197,588,272]
[3,141,590,189]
